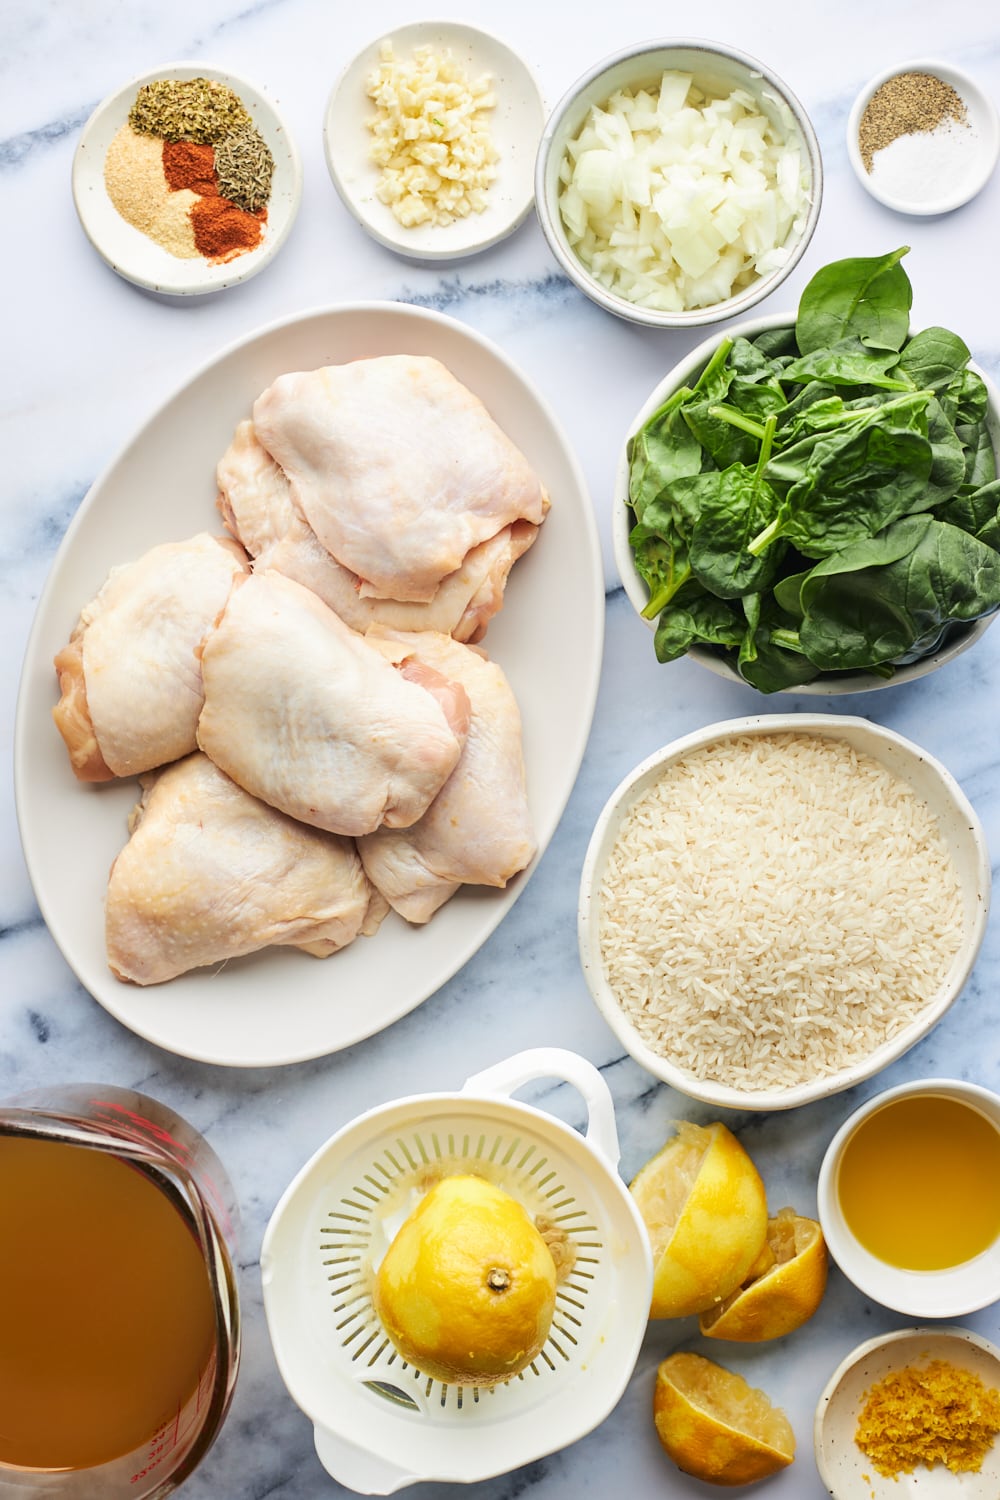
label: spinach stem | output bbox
[755,413,777,481]
[707,404,767,440]
[694,337,734,393]
[748,517,781,556]
[769,627,806,654]
[642,562,692,619]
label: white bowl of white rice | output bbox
[579,715,990,1111]
[534,39,822,326]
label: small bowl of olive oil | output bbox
[818,1078,1000,1317]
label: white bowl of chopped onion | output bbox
[535,40,822,326]
[578,714,990,1112]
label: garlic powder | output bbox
[365,40,499,228]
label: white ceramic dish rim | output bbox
[72,59,303,296]
[813,1325,1000,1500]
[534,37,823,328]
[816,1077,1000,1316]
[846,57,1000,216]
[612,308,1000,692]
[577,714,991,1112]
[14,300,605,1067]
[323,20,545,263]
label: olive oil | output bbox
[0,1135,218,1471]
[837,1094,1000,1271]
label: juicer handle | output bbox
[313,1422,418,1495]
[462,1047,621,1169]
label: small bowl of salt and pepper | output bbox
[847,58,999,215]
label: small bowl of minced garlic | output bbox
[323,21,545,261]
[73,61,302,296]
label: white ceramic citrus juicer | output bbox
[260,1047,654,1492]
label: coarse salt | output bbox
[869,117,982,205]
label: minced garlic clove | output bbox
[366,39,499,228]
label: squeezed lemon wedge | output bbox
[654,1350,796,1486]
[700,1207,828,1342]
[629,1121,768,1318]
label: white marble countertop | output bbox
[4,1,1000,1496]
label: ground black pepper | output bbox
[858,71,967,172]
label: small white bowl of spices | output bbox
[847,59,999,215]
[73,62,302,295]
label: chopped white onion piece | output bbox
[557,70,810,312]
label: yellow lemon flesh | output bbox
[629,1121,768,1318]
[699,1207,828,1342]
[653,1351,795,1487]
[373,1173,557,1386]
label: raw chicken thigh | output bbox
[251,354,548,601]
[106,753,387,985]
[358,629,536,923]
[196,571,471,837]
[216,420,539,643]
[52,533,247,781]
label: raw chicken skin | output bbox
[52,533,247,781]
[106,753,387,985]
[216,419,539,643]
[358,629,536,923]
[251,355,548,602]
[196,571,470,837]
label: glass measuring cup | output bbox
[0,1083,240,1498]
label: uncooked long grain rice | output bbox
[598,733,964,1092]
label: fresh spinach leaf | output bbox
[936,479,1000,548]
[652,593,743,663]
[781,338,912,390]
[960,420,998,488]
[941,368,989,426]
[897,326,971,390]
[682,400,758,470]
[629,402,703,518]
[798,516,1000,669]
[796,246,912,355]
[751,326,800,360]
[772,567,811,618]
[689,418,784,598]
[629,474,712,616]
[735,595,820,692]
[754,396,935,557]
[923,397,967,506]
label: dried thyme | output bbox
[858,71,968,172]
[129,77,252,145]
[213,120,274,212]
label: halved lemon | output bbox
[629,1121,768,1318]
[700,1207,828,1342]
[653,1350,796,1486]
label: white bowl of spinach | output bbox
[614,247,1000,693]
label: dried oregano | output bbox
[129,77,252,145]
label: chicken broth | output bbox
[0,1135,218,1471]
